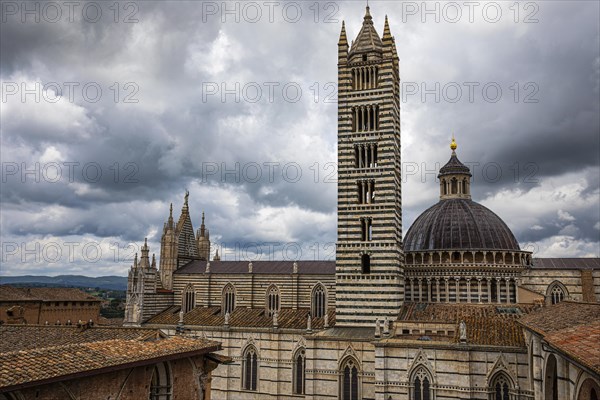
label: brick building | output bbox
[0,286,101,326]
[0,324,228,400]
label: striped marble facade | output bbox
[335,14,404,327]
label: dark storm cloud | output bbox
[1,1,598,276]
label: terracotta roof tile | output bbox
[518,302,600,335]
[175,260,335,275]
[519,302,600,375]
[545,320,600,375]
[0,325,220,390]
[0,286,99,302]
[0,325,160,353]
[147,306,335,330]
[0,335,219,390]
[531,258,600,270]
[398,302,537,347]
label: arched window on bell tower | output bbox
[361,254,371,274]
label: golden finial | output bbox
[450,135,457,151]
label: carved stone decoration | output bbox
[307,314,312,332]
[292,337,307,356]
[406,348,436,383]
[375,319,381,338]
[273,311,278,328]
[383,317,390,336]
[324,313,329,328]
[243,337,258,353]
[293,261,298,274]
[338,344,360,370]
[135,305,142,324]
[224,312,230,326]
[486,353,518,389]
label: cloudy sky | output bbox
[1,0,599,277]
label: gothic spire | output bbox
[139,238,150,269]
[182,190,189,214]
[383,15,392,39]
[167,203,174,229]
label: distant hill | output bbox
[0,275,128,291]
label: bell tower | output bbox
[335,7,404,327]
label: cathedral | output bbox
[125,6,600,400]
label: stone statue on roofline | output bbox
[459,320,467,343]
[136,305,142,324]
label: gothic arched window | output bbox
[411,366,433,400]
[222,284,236,315]
[489,372,512,400]
[293,348,306,395]
[182,284,196,313]
[150,362,172,400]
[266,285,280,317]
[340,358,360,400]
[312,284,327,318]
[547,282,567,305]
[242,346,258,391]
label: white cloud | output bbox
[558,209,576,222]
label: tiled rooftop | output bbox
[531,258,599,270]
[0,325,157,353]
[398,302,537,347]
[0,286,100,302]
[0,325,220,390]
[147,305,334,330]
[173,258,599,275]
[518,302,600,334]
[519,302,600,375]
[175,260,336,275]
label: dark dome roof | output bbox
[438,153,472,177]
[404,199,520,251]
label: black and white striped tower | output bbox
[335,7,404,327]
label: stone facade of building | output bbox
[126,6,600,400]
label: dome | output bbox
[438,152,472,177]
[404,199,520,251]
